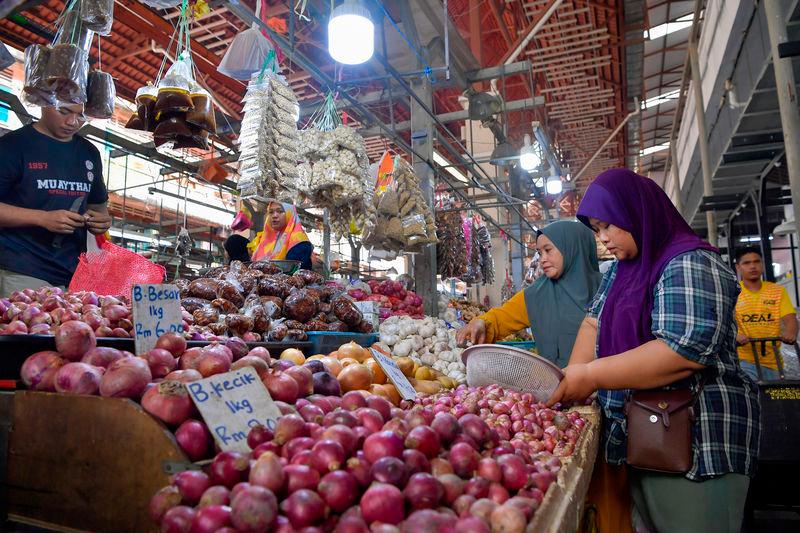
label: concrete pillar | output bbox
[410,77,438,316]
[765,0,800,239]
[688,42,717,245]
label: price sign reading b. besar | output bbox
[370,348,417,401]
[131,284,183,354]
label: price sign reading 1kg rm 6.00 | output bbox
[186,367,282,453]
[370,348,417,401]
[131,284,183,354]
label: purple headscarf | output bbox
[576,168,717,357]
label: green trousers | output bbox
[629,468,750,533]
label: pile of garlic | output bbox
[376,315,466,383]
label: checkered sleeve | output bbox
[586,262,617,319]
[652,251,740,367]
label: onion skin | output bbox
[210,451,250,489]
[318,470,359,512]
[489,503,526,533]
[149,485,182,523]
[403,472,444,510]
[81,347,124,369]
[360,483,405,526]
[363,431,404,464]
[160,505,195,533]
[172,471,211,506]
[230,485,278,532]
[155,332,187,357]
[54,362,102,395]
[21,351,64,391]
[100,356,152,399]
[175,419,212,461]
[280,488,327,528]
[165,369,203,383]
[142,349,178,379]
[190,504,231,533]
[263,371,300,404]
[142,380,194,426]
[198,485,230,508]
[249,451,284,493]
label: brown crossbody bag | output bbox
[624,375,705,473]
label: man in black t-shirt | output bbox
[0,103,111,296]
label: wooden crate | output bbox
[5,391,188,532]
[529,405,601,533]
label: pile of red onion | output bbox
[150,385,586,532]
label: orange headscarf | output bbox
[251,202,310,261]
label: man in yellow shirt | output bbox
[734,247,798,380]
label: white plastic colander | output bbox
[461,344,564,402]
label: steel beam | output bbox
[765,0,800,238]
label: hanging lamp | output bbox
[519,134,540,172]
[328,0,374,65]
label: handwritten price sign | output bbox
[187,367,282,453]
[370,348,417,401]
[131,284,183,354]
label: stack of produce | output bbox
[377,316,465,384]
[436,210,467,280]
[236,71,300,201]
[448,298,488,324]
[362,156,438,252]
[149,383,586,532]
[0,287,134,338]
[22,1,115,118]
[296,124,372,240]
[346,279,424,320]
[176,262,372,341]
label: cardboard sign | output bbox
[131,284,183,354]
[186,367,282,453]
[370,348,417,401]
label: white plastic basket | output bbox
[461,344,563,402]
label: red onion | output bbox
[175,419,212,461]
[363,430,404,464]
[437,474,464,505]
[230,485,278,532]
[497,454,528,491]
[263,371,299,404]
[190,504,231,533]
[345,454,372,487]
[110,327,130,338]
[21,351,64,391]
[370,456,407,487]
[54,320,96,361]
[403,472,444,510]
[179,347,205,370]
[160,505,195,533]
[341,390,368,410]
[285,365,313,397]
[210,451,250,488]
[312,371,341,396]
[299,403,325,424]
[249,451,284,492]
[489,503,526,533]
[198,485,230,508]
[355,407,384,433]
[336,514,369,533]
[281,489,327,528]
[455,516,490,532]
[231,355,269,375]
[142,380,194,426]
[430,457,455,477]
[469,499,498,523]
[251,441,281,460]
[291,449,313,467]
[100,356,151,399]
[453,494,476,517]
[506,496,538,520]
[149,485,182,522]
[401,509,456,533]
[283,437,315,460]
[29,323,52,335]
[283,464,320,494]
[321,424,358,456]
[94,325,113,337]
[223,337,248,361]
[318,470,359,512]
[488,483,510,504]
[273,359,295,372]
[274,414,307,445]
[275,400,296,415]
[458,414,490,446]
[477,458,502,483]
[3,319,28,334]
[431,413,461,445]
[360,483,405,525]
[103,303,129,322]
[81,312,103,330]
[382,418,410,440]
[196,350,232,378]
[246,346,271,362]
[448,442,480,479]
[246,424,273,449]
[308,394,335,413]
[366,395,392,422]
[172,470,211,505]
[529,470,556,493]
[465,477,490,499]
[142,348,178,378]
[54,362,102,395]
[81,346,124,368]
[405,425,441,459]
[165,369,203,383]
[310,439,346,474]
[323,409,358,429]
[402,449,430,475]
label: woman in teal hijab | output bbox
[456,220,602,367]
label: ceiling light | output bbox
[641,89,679,109]
[519,134,540,172]
[644,13,693,40]
[490,141,517,167]
[546,170,562,195]
[639,142,670,156]
[328,0,374,65]
[432,150,468,183]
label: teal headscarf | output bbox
[523,220,602,367]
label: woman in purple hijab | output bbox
[547,169,759,533]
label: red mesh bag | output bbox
[69,239,166,297]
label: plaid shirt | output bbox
[588,250,760,480]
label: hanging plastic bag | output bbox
[153,116,192,148]
[139,0,182,8]
[55,8,94,52]
[85,70,115,118]
[186,84,216,133]
[80,0,113,36]
[155,54,194,117]
[134,84,157,131]
[218,25,273,80]
[22,44,55,107]
[45,44,89,104]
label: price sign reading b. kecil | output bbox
[370,347,417,401]
[131,284,183,354]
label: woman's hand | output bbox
[456,319,486,347]
[546,363,598,406]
